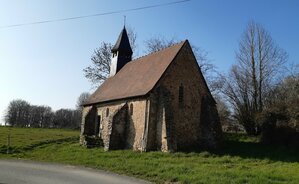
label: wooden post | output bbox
[7,132,11,154]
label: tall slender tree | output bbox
[223,21,288,135]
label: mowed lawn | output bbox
[0,126,299,184]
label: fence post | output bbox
[7,132,11,154]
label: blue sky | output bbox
[0,0,298,124]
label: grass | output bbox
[0,126,299,184]
[0,127,78,153]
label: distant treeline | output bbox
[4,99,81,129]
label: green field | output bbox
[0,126,298,184]
[0,127,78,153]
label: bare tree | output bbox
[145,36,222,95]
[4,99,31,127]
[144,36,211,72]
[214,94,231,127]
[28,105,41,128]
[126,26,138,57]
[83,27,137,86]
[28,105,53,128]
[39,106,54,128]
[83,42,112,85]
[223,21,288,135]
[76,92,90,111]
[144,36,177,53]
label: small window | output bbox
[130,104,133,115]
[106,108,109,117]
[179,84,184,108]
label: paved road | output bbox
[0,160,150,184]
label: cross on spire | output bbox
[123,15,126,27]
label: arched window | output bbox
[179,84,184,108]
[106,108,109,117]
[130,104,133,115]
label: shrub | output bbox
[257,111,299,147]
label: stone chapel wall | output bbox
[150,42,222,151]
[96,98,147,151]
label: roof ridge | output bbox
[130,40,186,63]
[84,39,188,105]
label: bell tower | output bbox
[110,27,133,77]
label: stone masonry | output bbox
[80,38,223,152]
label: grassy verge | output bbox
[0,127,78,153]
[0,126,299,184]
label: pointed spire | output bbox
[111,27,133,55]
[109,26,133,77]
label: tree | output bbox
[52,109,80,129]
[4,99,31,127]
[257,72,299,146]
[127,26,138,57]
[76,92,91,128]
[28,105,41,128]
[266,73,299,127]
[145,36,223,95]
[144,36,214,76]
[40,106,54,128]
[28,105,53,128]
[83,27,137,86]
[214,95,231,127]
[83,42,112,85]
[4,99,82,129]
[76,92,91,112]
[144,36,177,53]
[223,21,288,135]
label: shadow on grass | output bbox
[210,133,299,163]
[178,133,299,163]
[214,140,299,162]
[1,132,298,164]
[0,136,78,154]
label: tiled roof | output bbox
[84,40,187,105]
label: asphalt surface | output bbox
[0,160,150,184]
